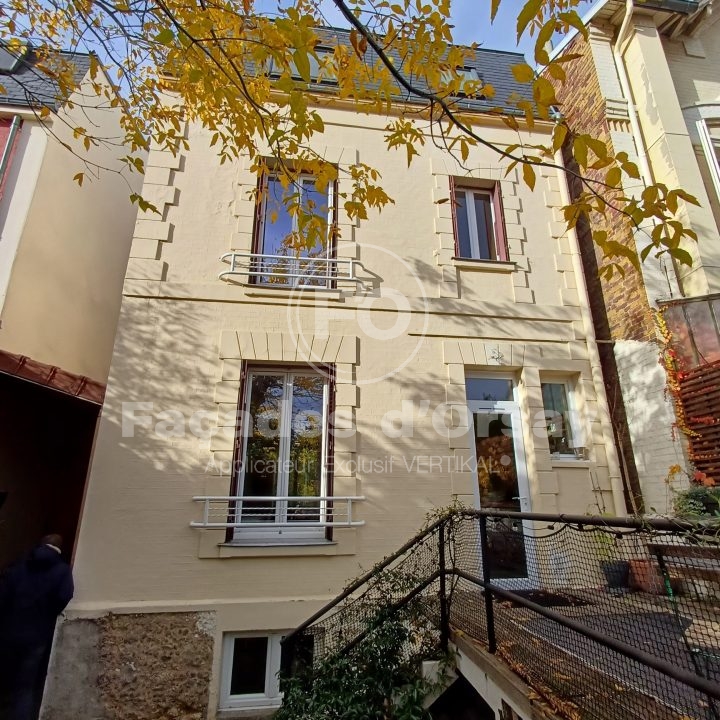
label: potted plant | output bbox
[673,484,720,518]
[595,531,629,591]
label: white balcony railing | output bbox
[190,495,365,529]
[219,252,365,287]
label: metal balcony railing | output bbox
[190,495,365,529]
[219,252,364,288]
[281,510,720,720]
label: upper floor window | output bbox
[0,43,28,75]
[0,116,22,200]
[451,180,508,262]
[698,119,720,232]
[253,171,336,288]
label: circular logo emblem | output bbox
[285,242,429,385]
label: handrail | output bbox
[218,251,364,285]
[454,567,720,702]
[459,508,720,533]
[282,514,449,646]
[284,509,720,644]
[281,509,720,716]
[191,495,366,529]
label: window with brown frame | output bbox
[252,170,337,288]
[228,363,335,543]
[450,179,508,262]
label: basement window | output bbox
[220,634,284,709]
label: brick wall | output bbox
[547,34,664,511]
[552,34,656,344]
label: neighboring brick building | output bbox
[548,0,720,512]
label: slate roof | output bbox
[287,27,534,115]
[0,30,531,116]
[0,47,91,110]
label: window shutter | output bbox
[492,181,509,262]
[449,175,459,257]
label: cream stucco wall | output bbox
[579,21,688,512]
[0,116,47,313]
[61,100,624,717]
[663,21,720,254]
[0,73,143,383]
[622,14,720,296]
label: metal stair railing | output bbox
[282,510,720,720]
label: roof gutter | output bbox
[611,0,681,299]
[0,114,22,190]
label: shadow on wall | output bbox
[0,372,99,569]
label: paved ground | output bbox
[450,585,720,720]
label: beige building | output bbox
[550,0,720,513]
[42,43,625,719]
[0,46,141,566]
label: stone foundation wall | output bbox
[42,612,215,720]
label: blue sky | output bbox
[257,0,596,59]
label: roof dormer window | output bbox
[0,43,29,75]
[440,66,486,99]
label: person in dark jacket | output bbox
[0,534,74,720]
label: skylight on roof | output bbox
[0,43,29,75]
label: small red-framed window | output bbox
[450,179,508,262]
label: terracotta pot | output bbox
[628,559,679,595]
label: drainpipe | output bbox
[0,115,22,190]
[611,0,682,300]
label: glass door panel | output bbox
[236,371,328,540]
[287,375,325,523]
[258,176,331,287]
[472,409,528,580]
[241,374,284,523]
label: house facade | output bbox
[0,46,141,566]
[41,44,625,719]
[549,0,720,513]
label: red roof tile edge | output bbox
[0,349,106,404]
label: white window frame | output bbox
[464,371,540,590]
[269,49,336,84]
[440,67,482,97]
[540,380,583,459]
[220,633,284,710]
[235,368,330,543]
[256,172,335,288]
[454,186,497,261]
[698,119,720,205]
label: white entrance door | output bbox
[465,375,536,585]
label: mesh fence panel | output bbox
[284,512,720,720]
